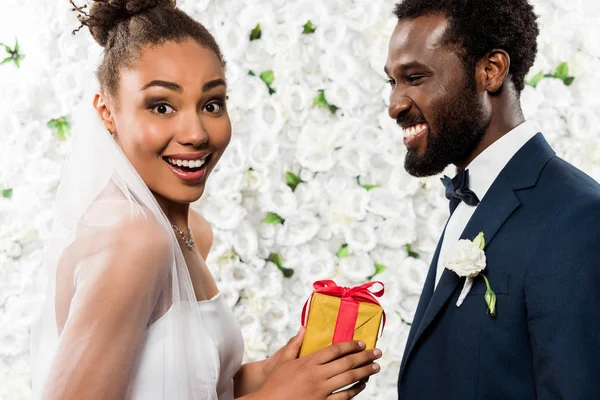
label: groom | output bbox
[385,0,600,399]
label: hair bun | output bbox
[70,0,176,47]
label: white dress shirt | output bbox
[434,121,538,288]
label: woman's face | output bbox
[96,38,231,204]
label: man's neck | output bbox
[456,100,525,170]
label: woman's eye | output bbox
[204,101,224,114]
[151,104,175,115]
[387,79,396,87]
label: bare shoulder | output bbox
[189,208,213,259]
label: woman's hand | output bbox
[247,338,382,400]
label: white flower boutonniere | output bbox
[443,232,496,316]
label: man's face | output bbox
[385,14,490,177]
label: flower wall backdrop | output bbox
[0,0,599,398]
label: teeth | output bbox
[167,157,208,168]
[404,124,428,139]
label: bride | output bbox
[29,1,382,399]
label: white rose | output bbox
[530,106,568,142]
[260,185,298,219]
[343,2,382,31]
[232,222,259,261]
[205,168,245,198]
[376,217,417,249]
[228,77,268,112]
[367,188,409,219]
[315,18,348,51]
[566,107,599,140]
[262,23,301,55]
[213,22,249,62]
[354,124,391,153]
[443,239,487,278]
[222,261,258,290]
[398,257,429,295]
[280,212,320,247]
[254,96,286,137]
[217,138,249,172]
[338,252,376,283]
[247,134,280,171]
[536,78,574,111]
[200,198,247,230]
[387,166,421,198]
[323,80,361,111]
[245,169,270,193]
[320,188,370,234]
[296,242,337,284]
[343,222,377,252]
[279,84,312,126]
[336,145,371,177]
[398,293,421,324]
[296,123,339,172]
[262,301,290,332]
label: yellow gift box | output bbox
[300,280,385,357]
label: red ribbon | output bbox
[301,280,386,344]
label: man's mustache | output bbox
[396,113,428,129]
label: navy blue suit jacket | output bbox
[398,133,600,399]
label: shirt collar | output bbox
[465,121,538,201]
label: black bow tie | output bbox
[440,169,480,215]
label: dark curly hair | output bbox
[394,0,539,93]
[70,0,225,99]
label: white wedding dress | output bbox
[128,294,244,400]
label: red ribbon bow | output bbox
[302,280,386,344]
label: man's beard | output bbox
[404,74,488,177]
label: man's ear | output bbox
[93,92,117,136]
[475,49,511,94]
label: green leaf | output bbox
[368,263,387,280]
[405,244,420,259]
[285,172,302,191]
[336,244,349,258]
[527,71,544,88]
[248,70,256,76]
[357,176,379,191]
[302,20,316,34]
[265,212,284,225]
[313,90,339,115]
[555,62,569,81]
[260,70,275,86]
[268,86,276,95]
[0,57,12,66]
[313,90,328,107]
[1,188,13,199]
[14,39,19,54]
[250,24,262,41]
[564,76,575,86]
[473,231,486,250]
[48,116,71,140]
[270,253,294,278]
[14,54,24,68]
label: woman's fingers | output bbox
[325,362,381,395]
[322,348,382,379]
[311,341,366,365]
[326,381,367,400]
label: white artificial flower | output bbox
[254,96,286,137]
[443,239,487,278]
[280,212,320,247]
[231,222,259,261]
[336,144,371,177]
[260,185,298,219]
[319,50,355,82]
[247,134,281,171]
[376,217,417,249]
[367,188,410,219]
[315,17,348,50]
[201,198,247,231]
[387,166,421,198]
[214,22,249,62]
[262,23,301,55]
[323,80,361,111]
[343,221,378,252]
[262,301,290,332]
[205,168,245,198]
[296,123,339,172]
[338,252,376,283]
[217,138,249,172]
[279,84,312,126]
[398,257,429,295]
[536,78,574,111]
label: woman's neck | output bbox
[153,191,190,230]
